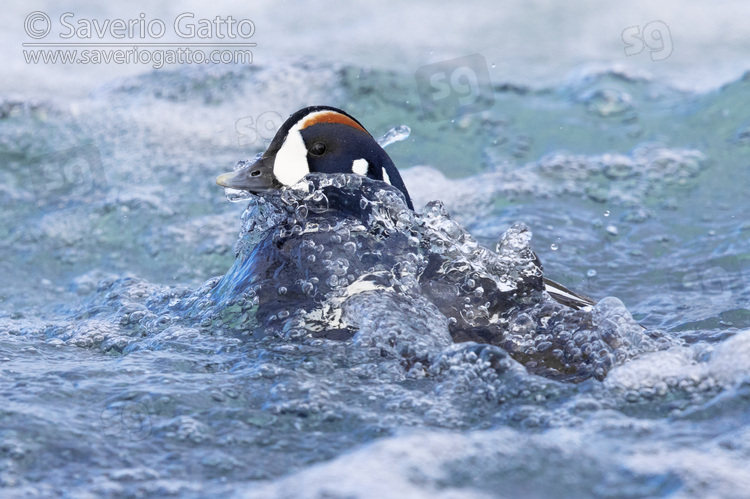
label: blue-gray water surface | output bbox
[1,61,749,498]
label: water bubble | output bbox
[346,175,362,189]
[309,191,329,213]
[295,205,309,219]
[606,225,619,236]
[550,244,559,251]
[281,189,299,206]
[603,210,610,217]
[587,269,597,277]
[277,286,287,296]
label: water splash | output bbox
[377,125,411,148]
[6,61,747,497]
[201,173,661,381]
[221,154,263,202]
[223,188,254,203]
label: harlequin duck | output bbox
[217,105,413,210]
[216,105,593,310]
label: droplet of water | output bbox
[550,243,559,251]
[377,125,411,148]
[603,210,610,217]
[587,269,597,277]
[606,225,619,236]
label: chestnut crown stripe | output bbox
[299,111,369,134]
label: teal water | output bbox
[0,62,749,497]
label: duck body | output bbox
[217,105,592,311]
[210,106,637,381]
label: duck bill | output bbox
[216,156,281,192]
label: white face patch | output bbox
[382,168,392,185]
[351,158,369,176]
[273,127,310,186]
[274,110,363,186]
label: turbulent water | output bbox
[1,62,749,497]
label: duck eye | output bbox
[250,170,261,177]
[309,142,327,156]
